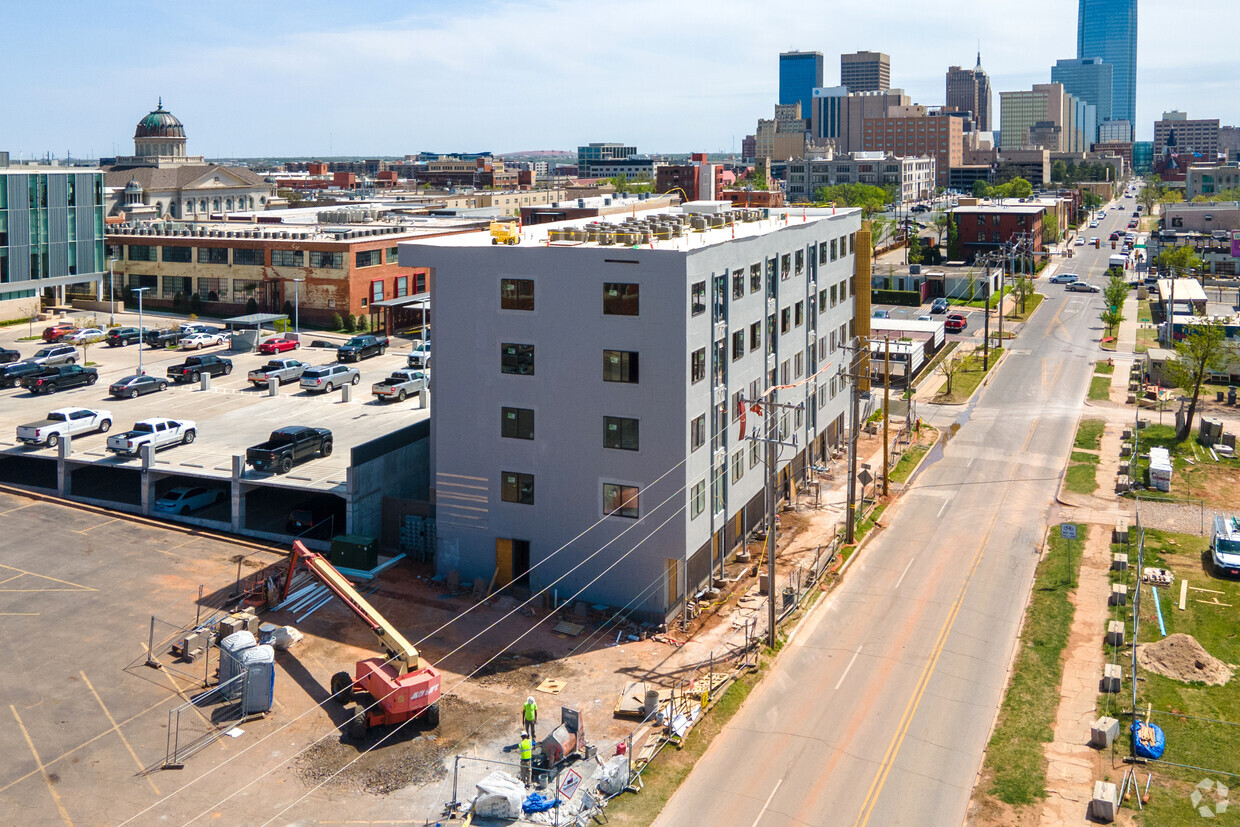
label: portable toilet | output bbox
[219,630,257,695]
[1149,447,1173,492]
[240,644,276,715]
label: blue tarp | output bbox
[522,792,562,814]
[1132,721,1166,760]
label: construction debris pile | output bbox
[1136,633,1233,686]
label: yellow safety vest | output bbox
[524,701,537,721]
[520,738,533,760]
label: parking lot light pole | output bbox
[108,258,118,326]
[292,278,304,338]
[134,287,151,375]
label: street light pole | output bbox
[134,287,150,375]
[292,278,304,338]
[108,258,118,327]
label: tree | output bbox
[1042,213,1061,245]
[357,314,369,333]
[331,312,343,331]
[1103,275,1128,316]
[946,216,962,260]
[813,183,889,216]
[1082,191,1103,211]
[907,234,924,264]
[971,179,991,199]
[245,297,259,314]
[1008,177,1033,199]
[1158,245,1202,276]
[1099,307,1125,338]
[1164,320,1229,442]
[1051,160,1068,182]
[343,313,356,333]
[940,350,966,396]
[933,213,951,245]
[1011,276,1035,316]
[1160,189,1183,206]
[189,292,203,314]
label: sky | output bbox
[3,0,1235,160]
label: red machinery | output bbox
[281,541,442,738]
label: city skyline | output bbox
[4,0,1235,159]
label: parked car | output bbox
[28,344,79,366]
[407,340,431,368]
[179,332,226,350]
[1211,515,1240,578]
[63,328,105,344]
[106,418,196,456]
[930,298,949,314]
[336,334,389,362]
[41,322,78,342]
[247,359,307,386]
[109,374,168,398]
[258,337,300,355]
[144,329,186,349]
[371,369,427,402]
[152,486,225,515]
[300,363,359,393]
[20,364,98,394]
[1075,237,1086,246]
[872,309,890,319]
[917,314,933,322]
[105,327,149,347]
[245,426,333,474]
[0,347,21,364]
[285,494,341,538]
[16,407,112,448]
[167,354,232,383]
[1066,281,1100,293]
[0,362,43,389]
[1048,273,1080,284]
[1089,220,1099,228]
[1109,231,1121,241]
[1132,211,1140,218]
[944,313,968,333]
[179,323,222,335]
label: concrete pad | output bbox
[1106,620,1125,646]
[1090,716,1119,748]
[1110,583,1128,605]
[1102,663,1123,692]
[1091,780,1119,822]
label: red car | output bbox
[945,313,968,333]
[42,322,79,343]
[258,337,300,355]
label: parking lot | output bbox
[870,301,986,340]
[0,310,429,539]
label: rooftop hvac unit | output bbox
[578,199,586,208]
[604,198,612,206]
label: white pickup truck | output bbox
[106,418,196,457]
[17,407,113,448]
[247,358,308,386]
[371,369,427,402]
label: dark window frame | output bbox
[603,416,639,451]
[501,407,535,440]
[502,343,536,375]
[603,282,639,316]
[603,483,639,518]
[603,350,639,383]
[501,278,535,311]
[501,471,535,505]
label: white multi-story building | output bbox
[785,151,935,203]
[402,203,861,620]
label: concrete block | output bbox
[1119,461,1129,476]
[1120,442,1132,458]
[1112,553,1128,571]
[1115,475,1130,493]
[1138,418,1149,429]
[1126,393,1136,404]
[200,372,211,391]
[341,383,352,403]
[1110,583,1128,606]
[218,615,244,638]
[268,377,278,397]
[1107,620,1125,646]
[1091,780,1119,822]
[1090,716,1120,748]
[1122,428,1133,440]
[1113,520,1129,544]
[1102,663,1123,693]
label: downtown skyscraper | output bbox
[1077,0,1137,128]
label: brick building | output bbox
[656,154,724,201]
[950,204,1045,261]
[861,115,962,188]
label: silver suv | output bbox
[28,344,78,366]
[299,363,360,393]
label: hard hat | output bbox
[527,696,535,704]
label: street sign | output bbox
[858,469,873,486]
[559,768,582,799]
[1060,523,1078,540]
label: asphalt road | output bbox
[655,194,1139,826]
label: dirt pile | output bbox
[1136,633,1233,686]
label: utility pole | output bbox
[882,337,890,498]
[997,247,1007,344]
[982,260,991,370]
[846,341,862,543]
[765,386,777,648]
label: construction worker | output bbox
[519,732,533,785]
[522,695,538,740]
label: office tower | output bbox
[779,51,824,122]
[840,51,890,93]
[1077,0,1137,127]
[1051,57,1113,141]
[946,54,992,132]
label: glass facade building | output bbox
[779,51,823,122]
[1077,0,1137,128]
[0,168,106,307]
[1051,57,1113,141]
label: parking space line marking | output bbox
[0,564,95,591]
[80,672,160,795]
[73,518,119,535]
[0,574,24,586]
[0,503,35,517]
[0,612,40,616]
[10,705,74,826]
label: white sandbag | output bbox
[271,626,304,650]
[473,770,525,819]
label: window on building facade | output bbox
[603,350,639,383]
[603,416,639,451]
[271,250,303,267]
[750,438,761,468]
[396,275,408,297]
[732,269,744,300]
[732,330,744,361]
[780,253,791,280]
[732,450,744,483]
[501,407,535,440]
[819,243,828,265]
[162,246,191,263]
[501,278,535,311]
[501,472,534,505]
[795,301,804,327]
[750,321,761,352]
[603,483,639,518]
[690,347,706,383]
[794,249,804,275]
[690,413,706,451]
[603,282,639,315]
[691,281,706,315]
[690,479,706,519]
[128,245,156,262]
[750,263,761,293]
[502,343,535,375]
[781,308,791,334]
[196,277,225,302]
[197,247,227,264]
[386,246,399,263]
[371,280,384,303]
[311,251,344,269]
[233,248,264,266]
[795,352,804,378]
[830,239,838,261]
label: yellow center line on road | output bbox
[853,485,1013,827]
[80,672,160,795]
[1020,417,1041,454]
[10,705,74,826]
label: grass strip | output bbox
[934,348,1003,403]
[889,443,930,484]
[982,523,1083,805]
[1088,375,1111,401]
[1073,419,1105,451]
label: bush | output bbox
[357,315,369,332]
[282,300,295,319]
[331,312,343,331]
[245,297,259,314]
[344,313,356,333]
[870,289,922,307]
[172,292,185,313]
[189,293,202,314]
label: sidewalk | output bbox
[1108,294,1140,393]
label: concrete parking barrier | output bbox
[200,372,211,391]
[341,383,351,403]
[268,377,278,397]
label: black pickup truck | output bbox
[245,426,333,474]
[145,329,186,349]
[167,354,233,383]
[20,364,99,394]
[336,334,389,362]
